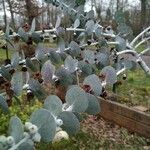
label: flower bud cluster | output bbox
[25,122,41,142]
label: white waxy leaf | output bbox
[74,19,80,29]
[101,66,117,85]
[83,74,102,96]
[64,55,78,73]
[41,60,55,83]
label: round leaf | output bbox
[35,43,45,61]
[9,116,24,143]
[30,18,36,33]
[83,50,95,65]
[86,10,95,19]
[58,111,80,135]
[29,79,47,100]
[85,93,100,115]
[18,27,28,42]
[83,74,102,96]
[32,33,42,44]
[30,108,56,142]
[69,41,81,57]
[78,61,93,76]
[44,95,63,116]
[0,66,11,81]
[48,51,62,64]
[11,72,23,96]
[96,52,110,67]
[65,86,88,113]
[101,66,117,85]
[64,55,78,73]
[57,38,65,53]
[0,95,9,113]
[41,60,55,83]
[116,35,126,51]
[85,20,95,35]
[74,19,80,29]
[55,68,75,87]
[55,16,61,29]
[11,52,20,68]
[26,58,38,72]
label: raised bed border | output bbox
[99,98,150,139]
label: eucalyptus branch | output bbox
[76,71,80,86]
[117,49,150,75]
[0,40,118,71]
[139,47,150,56]
[116,50,137,56]
[130,26,150,47]
[9,28,116,39]
[134,37,150,49]
[137,57,150,75]
[116,67,126,76]
[8,135,30,150]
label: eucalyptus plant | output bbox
[0,0,150,149]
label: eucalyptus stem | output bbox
[5,45,9,59]
[9,28,116,39]
[130,26,150,47]
[139,47,150,56]
[134,37,150,49]
[76,71,80,86]
[116,67,126,76]
[8,135,30,150]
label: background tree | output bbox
[140,0,147,30]
[1,0,7,29]
[6,0,16,29]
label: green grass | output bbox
[135,44,146,53]
[0,49,13,64]
[115,70,150,107]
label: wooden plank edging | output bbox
[99,98,150,139]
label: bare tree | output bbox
[140,0,147,29]
[6,0,16,29]
[1,0,7,29]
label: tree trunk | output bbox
[47,4,50,24]
[2,0,7,30]
[116,0,120,11]
[25,0,34,25]
[7,0,16,30]
[141,0,147,29]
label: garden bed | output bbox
[99,98,150,139]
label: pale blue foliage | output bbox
[101,66,117,85]
[64,55,78,73]
[11,72,23,96]
[83,74,102,96]
[41,60,55,83]
[44,95,63,116]
[58,111,80,135]
[18,27,28,42]
[65,86,88,113]
[8,116,24,144]
[0,95,9,113]
[30,108,57,142]
[11,52,20,69]
[85,93,100,115]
